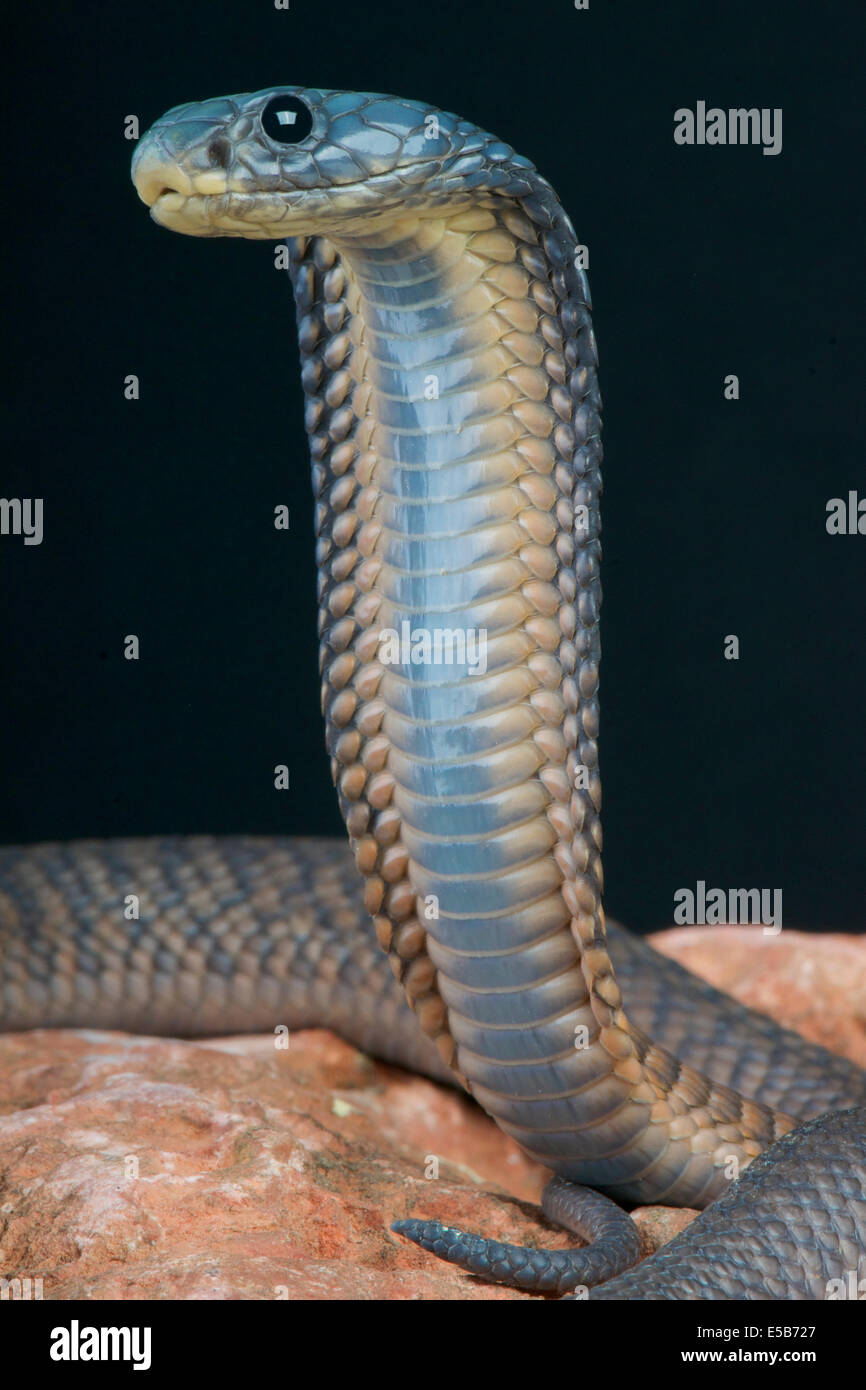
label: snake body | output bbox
[2,87,864,1297]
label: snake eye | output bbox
[261,94,313,144]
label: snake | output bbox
[1,86,864,1300]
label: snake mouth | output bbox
[147,187,293,239]
[133,139,333,235]
[149,189,187,219]
[145,181,413,241]
[134,133,481,241]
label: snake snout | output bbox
[132,118,238,210]
[131,135,194,207]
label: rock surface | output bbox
[649,926,866,1061]
[0,928,863,1300]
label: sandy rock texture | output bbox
[0,927,863,1300]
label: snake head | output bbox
[131,86,537,240]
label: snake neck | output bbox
[298,203,607,1034]
[289,199,791,1204]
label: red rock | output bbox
[0,928,862,1300]
[0,1029,555,1300]
[648,927,866,1066]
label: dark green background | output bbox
[2,0,863,932]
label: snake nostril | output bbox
[206,137,231,169]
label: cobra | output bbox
[2,86,864,1299]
